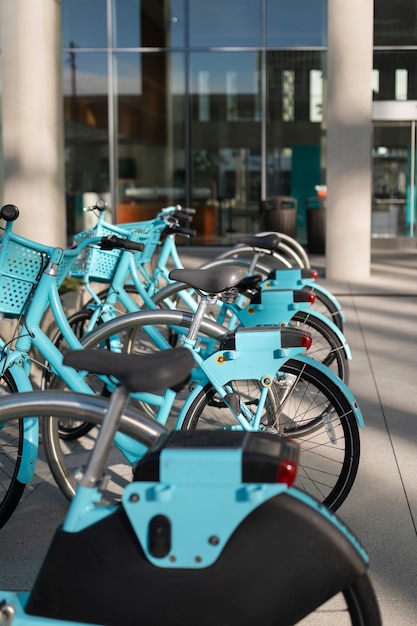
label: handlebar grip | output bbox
[119,238,145,252]
[99,235,144,252]
[172,211,194,223]
[164,225,196,238]
[84,199,107,212]
[176,226,196,237]
[0,204,20,222]
[178,207,196,215]
[95,199,107,212]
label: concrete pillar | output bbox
[0,0,66,247]
[326,0,374,280]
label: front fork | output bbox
[0,354,38,485]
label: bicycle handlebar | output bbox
[99,234,145,252]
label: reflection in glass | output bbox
[309,70,323,122]
[372,123,416,237]
[282,71,295,122]
[267,51,324,239]
[190,52,261,123]
[114,52,186,224]
[266,0,326,47]
[189,0,261,47]
[114,0,185,48]
[190,52,261,239]
[267,51,324,124]
[63,52,109,237]
[372,70,380,97]
[373,51,417,101]
[374,0,417,46]
[395,69,408,101]
[60,0,331,244]
[62,0,107,49]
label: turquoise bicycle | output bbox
[0,348,381,625]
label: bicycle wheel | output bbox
[0,370,26,529]
[181,358,360,511]
[41,310,227,499]
[290,311,349,383]
[0,390,166,502]
[299,574,381,625]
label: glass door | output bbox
[372,121,416,238]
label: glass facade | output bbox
[61,0,327,243]
[373,4,417,238]
[61,0,417,243]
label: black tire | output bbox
[343,574,382,625]
[299,573,381,625]
[290,311,349,383]
[302,285,345,331]
[181,358,360,512]
[0,370,26,529]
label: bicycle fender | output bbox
[293,354,364,427]
[24,490,368,626]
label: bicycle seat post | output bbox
[183,292,218,346]
[247,250,263,275]
[78,385,131,489]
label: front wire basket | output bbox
[0,233,55,319]
[70,221,129,284]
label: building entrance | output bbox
[372,102,417,239]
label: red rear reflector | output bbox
[276,459,298,487]
[301,333,312,351]
[307,292,316,304]
[311,270,319,280]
